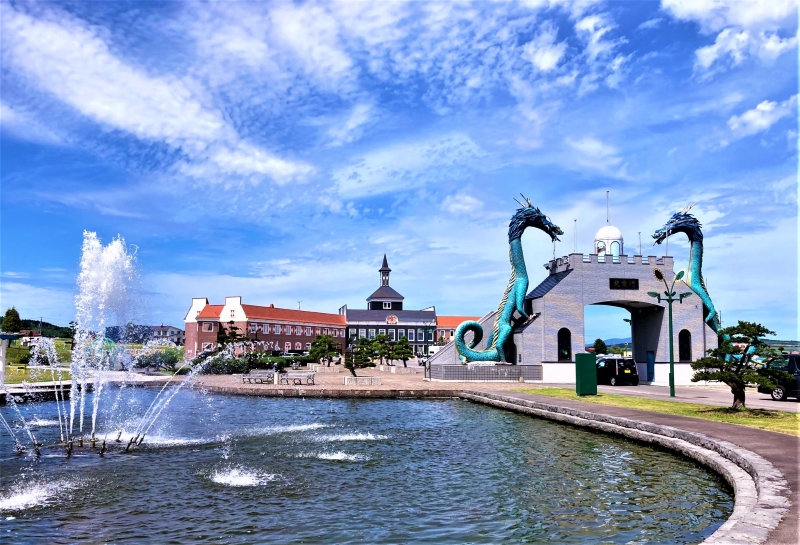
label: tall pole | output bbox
[638,232,641,255]
[606,191,610,224]
[574,219,577,253]
[668,297,675,397]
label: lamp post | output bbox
[647,269,692,397]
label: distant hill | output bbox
[20,319,72,338]
[603,337,632,346]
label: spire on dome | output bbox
[379,255,391,286]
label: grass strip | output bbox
[512,387,799,437]
[4,366,72,385]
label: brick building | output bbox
[184,296,347,358]
[436,316,480,343]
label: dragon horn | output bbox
[513,197,525,207]
[520,193,532,206]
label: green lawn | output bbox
[513,387,800,437]
[4,365,72,384]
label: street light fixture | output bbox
[647,268,692,397]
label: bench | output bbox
[279,371,315,386]
[242,370,275,384]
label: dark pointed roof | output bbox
[367,285,404,302]
[525,270,572,300]
[379,254,391,272]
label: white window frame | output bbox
[383,302,391,309]
[263,324,269,334]
[398,329,406,338]
[428,331,434,342]
[368,329,376,340]
[230,310,235,318]
[305,327,312,336]
[250,324,257,333]
[202,342,213,351]
[305,343,311,350]
[203,323,214,332]
[408,330,415,341]
[295,342,302,350]
[285,342,291,351]
[378,329,386,335]
[388,330,396,341]
[359,329,366,339]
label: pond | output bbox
[0,390,732,544]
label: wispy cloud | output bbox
[332,133,486,199]
[726,94,798,141]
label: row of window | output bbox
[437,329,456,340]
[351,329,434,342]
[201,322,343,337]
[202,341,312,352]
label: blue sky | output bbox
[1,0,797,341]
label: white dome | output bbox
[594,225,623,241]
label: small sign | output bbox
[609,278,639,290]
[386,315,398,325]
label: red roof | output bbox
[436,316,480,328]
[196,305,224,319]
[241,304,346,326]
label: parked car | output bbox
[757,355,800,401]
[596,356,639,386]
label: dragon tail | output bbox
[454,321,499,362]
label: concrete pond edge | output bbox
[460,391,790,545]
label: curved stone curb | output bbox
[461,391,790,545]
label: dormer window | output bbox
[383,302,391,309]
[230,310,235,318]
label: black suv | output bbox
[757,355,800,401]
[596,357,639,386]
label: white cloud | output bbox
[0,282,75,325]
[638,18,663,30]
[565,136,628,177]
[1,4,311,185]
[332,133,485,199]
[727,95,798,139]
[523,22,568,72]
[441,193,484,216]
[0,101,64,145]
[270,3,356,92]
[575,14,621,63]
[328,103,376,147]
[662,0,798,75]
[661,0,797,34]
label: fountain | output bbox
[0,229,736,543]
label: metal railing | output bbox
[430,364,543,381]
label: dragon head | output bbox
[652,204,703,245]
[508,195,563,242]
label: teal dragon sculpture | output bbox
[652,205,720,333]
[455,199,563,363]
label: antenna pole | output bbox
[574,219,577,253]
[297,301,302,310]
[638,232,641,255]
[606,191,610,224]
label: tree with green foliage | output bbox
[372,334,392,365]
[2,307,21,333]
[309,334,339,366]
[692,321,786,409]
[217,320,246,346]
[593,338,607,355]
[343,337,376,377]
[393,336,414,367]
[136,347,183,372]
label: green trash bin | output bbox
[575,353,597,396]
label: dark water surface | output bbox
[1,389,732,544]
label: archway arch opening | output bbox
[679,329,692,362]
[557,328,572,362]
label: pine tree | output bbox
[692,321,785,409]
[372,334,391,365]
[1,307,21,333]
[393,336,414,367]
[593,338,607,355]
